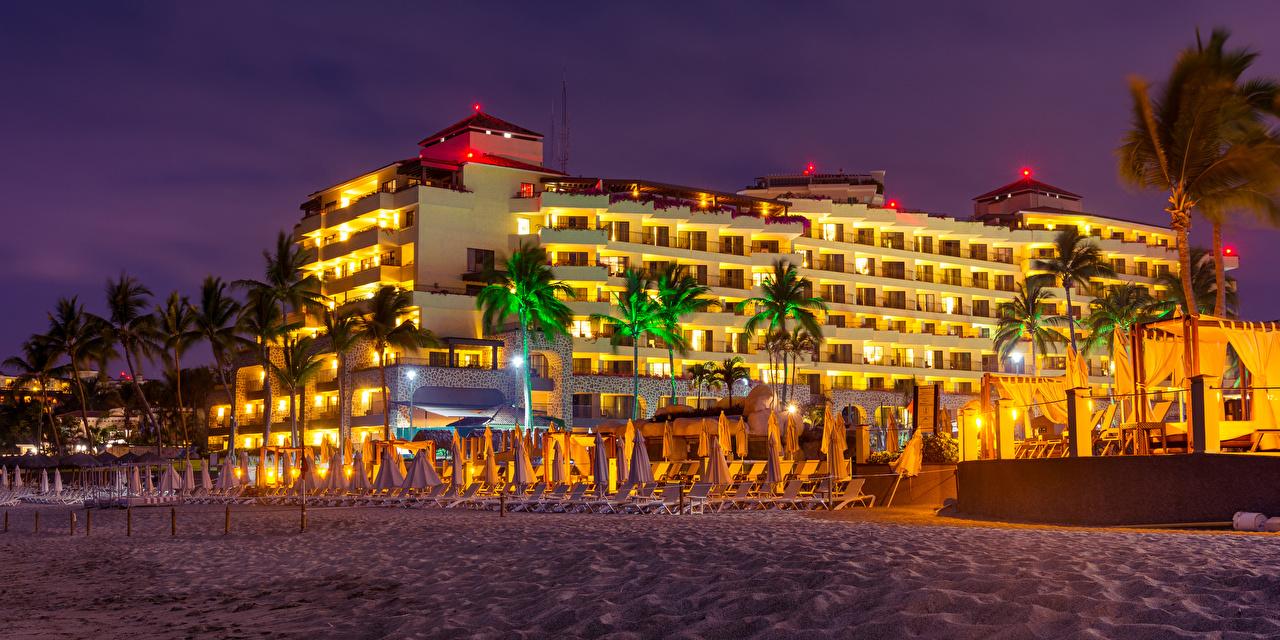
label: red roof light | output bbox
[887,199,899,209]
[1224,245,1236,256]
[472,102,481,112]
[1021,167,1033,178]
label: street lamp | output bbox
[510,355,525,368]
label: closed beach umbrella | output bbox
[619,420,635,483]
[717,412,733,460]
[512,427,536,487]
[52,469,62,495]
[785,413,801,458]
[697,419,710,457]
[734,417,748,458]
[130,466,141,494]
[411,449,443,490]
[0,467,7,490]
[361,438,373,471]
[349,452,370,491]
[481,425,499,485]
[451,429,470,487]
[323,450,346,491]
[765,412,783,488]
[592,431,610,495]
[281,454,293,488]
[821,405,849,481]
[372,447,405,492]
[706,437,731,485]
[12,466,23,490]
[551,441,566,485]
[216,455,237,489]
[183,461,196,494]
[144,465,154,493]
[892,429,925,478]
[319,436,334,463]
[40,469,49,494]
[541,431,555,485]
[160,464,177,493]
[627,422,653,484]
[239,452,250,484]
[662,421,676,461]
[200,464,213,491]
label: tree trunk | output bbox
[1212,221,1227,317]
[174,352,189,450]
[1170,208,1197,317]
[337,352,348,463]
[631,340,640,420]
[69,359,94,448]
[379,345,391,441]
[123,345,161,455]
[290,386,298,448]
[1063,282,1077,354]
[261,350,274,448]
[213,360,237,455]
[41,382,62,455]
[667,348,677,408]
[521,318,532,429]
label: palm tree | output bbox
[3,337,70,453]
[97,274,163,450]
[993,281,1064,375]
[357,286,439,440]
[237,289,290,446]
[476,242,573,428]
[784,329,820,395]
[272,334,326,447]
[653,264,712,407]
[1082,284,1168,359]
[1156,246,1238,316]
[44,297,109,448]
[739,259,826,406]
[591,269,676,420]
[236,230,326,320]
[321,307,359,458]
[687,361,720,409]
[1119,28,1280,317]
[1031,228,1115,353]
[714,356,750,406]
[195,276,243,452]
[155,291,200,448]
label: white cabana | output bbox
[627,422,654,484]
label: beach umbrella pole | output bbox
[886,471,904,508]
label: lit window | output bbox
[863,346,883,364]
[517,218,532,235]
[650,361,671,377]
[822,223,839,241]
[854,257,869,274]
[570,320,593,338]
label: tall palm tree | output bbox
[155,291,200,448]
[591,269,675,420]
[97,274,163,449]
[784,329,820,395]
[272,334,326,447]
[1082,284,1168,359]
[321,307,358,458]
[1156,246,1238,316]
[1031,228,1115,353]
[357,286,439,440]
[237,289,290,446]
[653,264,712,406]
[1179,30,1280,316]
[714,356,750,406]
[3,337,70,453]
[476,242,573,428]
[687,361,720,409]
[993,281,1064,375]
[1119,28,1280,316]
[195,276,243,452]
[739,259,826,406]
[44,297,109,448]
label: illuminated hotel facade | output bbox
[208,110,1220,451]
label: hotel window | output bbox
[599,255,629,276]
[970,244,988,261]
[381,179,397,192]
[573,358,593,375]
[821,223,842,242]
[918,236,934,254]
[884,291,906,309]
[993,247,1013,263]
[868,377,885,390]
[516,218,532,235]
[940,240,961,257]
[855,228,874,245]
[995,274,1015,291]
[853,257,870,275]
[605,221,631,242]
[649,361,671,377]
[519,182,535,198]
[855,288,876,306]
[862,345,883,365]
[686,329,711,352]
[752,272,769,288]
[555,251,588,266]
[570,319,594,338]
[466,248,495,273]
[880,232,905,250]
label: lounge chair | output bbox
[586,482,636,514]
[680,483,712,514]
[831,479,875,509]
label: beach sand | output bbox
[1,504,1279,639]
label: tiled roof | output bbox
[418,112,543,146]
[973,177,1082,202]
[471,152,564,175]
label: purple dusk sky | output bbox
[2,2,1279,368]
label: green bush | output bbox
[921,433,959,464]
[866,450,901,465]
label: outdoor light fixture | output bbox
[1021,167,1033,178]
[1010,352,1023,362]
[406,370,417,380]
[786,404,797,414]
[511,355,525,368]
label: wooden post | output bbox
[170,507,176,536]
[499,493,505,517]
[678,486,685,515]
[3,511,7,533]
[224,505,231,535]
[86,510,91,536]
[126,507,132,537]
[69,511,76,536]
[34,511,39,534]
[300,502,307,533]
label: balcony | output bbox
[321,263,408,295]
[539,226,608,245]
[550,263,608,281]
[317,226,401,261]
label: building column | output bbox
[1066,387,1092,457]
[1189,375,1218,453]
[995,398,1016,459]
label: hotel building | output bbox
[208,109,1225,451]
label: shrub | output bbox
[921,433,959,464]
[866,450,901,465]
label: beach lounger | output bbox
[586,482,636,514]
[680,483,712,514]
[712,481,757,511]
[629,484,683,514]
[739,479,803,510]
[830,479,875,509]
[443,483,482,509]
